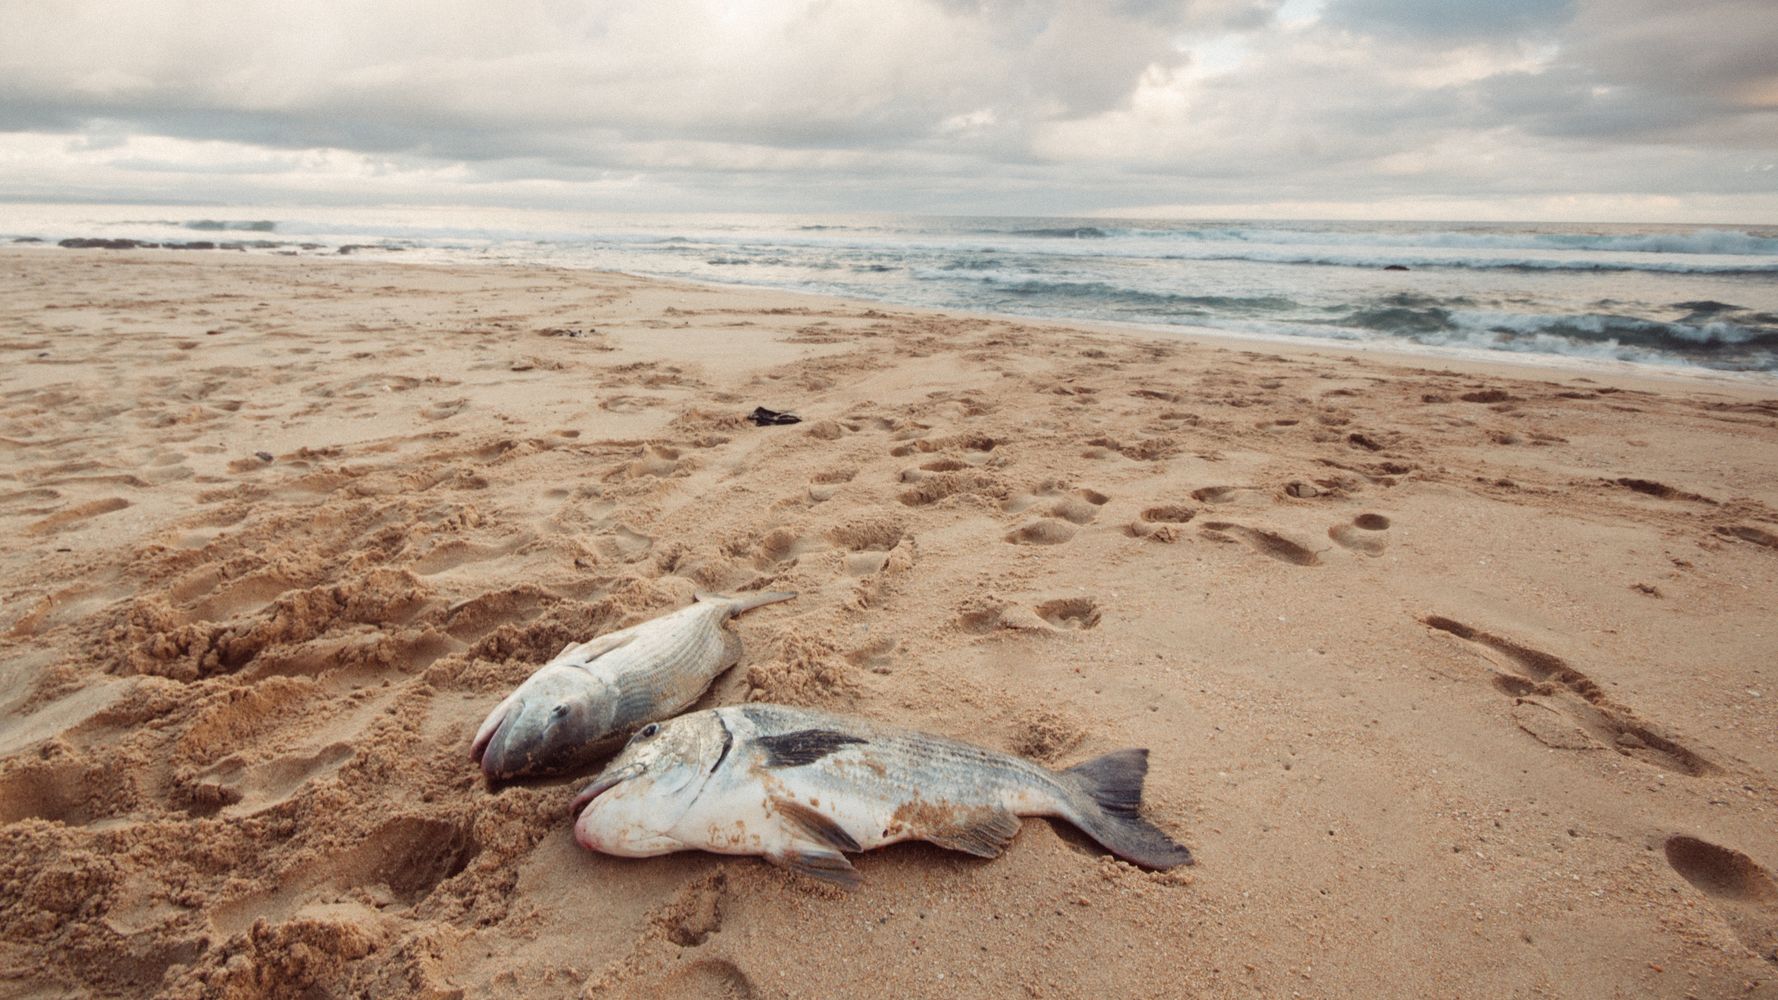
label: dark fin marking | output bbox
[758,729,868,768]
[924,807,1022,859]
[709,715,734,776]
[1060,748,1195,869]
[772,796,862,853]
[770,847,860,889]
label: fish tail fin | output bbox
[695,590,797,617]
[1058,748,1195,869]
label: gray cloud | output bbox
[1474,0,1778,148]
[1326,0,1575,42]
[0,0,1772,219]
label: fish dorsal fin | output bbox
[557,631,637,667]
[757,729,868,768]
[769,846,860,890]
[771,796,862,853]
[923,806,1023,859]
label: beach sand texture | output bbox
[2,249,1776,999]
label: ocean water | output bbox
[7,203,1778,373]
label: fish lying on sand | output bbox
[570,703,1192,886]
[471,591,795,780]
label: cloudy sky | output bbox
[2,0,1775,221]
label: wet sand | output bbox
[2,248,1776,999]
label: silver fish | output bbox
[471,591,795,780]
[569,703,1193,886]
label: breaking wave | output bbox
[1178,252,1778,276]
[938,221,1778,256]
[12,203,1778,372]
[184,219,278,232]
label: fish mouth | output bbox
[470,696,516,771]
[476,716,521,780]
[570,764,642,815]
[472,724,499,770]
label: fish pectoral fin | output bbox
[558,631,637,665]
[769,846,860,890]
[771,796,862,853]
[924,807,1022,859]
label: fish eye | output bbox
[551,704,570,719]
[638,723,660,739]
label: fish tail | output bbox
[1058,748,1195,869]
[695,590,797,617]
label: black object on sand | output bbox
[749,407,802,426]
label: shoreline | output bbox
[8,244,1775,397]
[2,249,1776,998]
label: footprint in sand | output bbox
[657,874,730,948]
[0,486,63,515]
[826,520,913,578]
[1715,524,1778,550]
[1035,597,1101,630]
[1128,504,1195,542]
[956,595,1101,633]
[1613,478,1716,504]
[0,758,134,826]
[1663,835,1778,964]
[845,636,899,674]
[1420,616,1713,777]
[1328,513,1390,556]
[420,398,467,420]
[1004,518,1076,546]
[898,469,1003,508]
[752,528,822,572]
[212,814,480,935]
[594,526,655,563]
[605,444,687,481]
[598,395,658,414]
[1045,490,1108,525]
[183,743,355,817]
[899,457,974,483]
[646,959,755,999]
[1198,521,1319,566]
[1082,435,1177,461]
[1002,482,1109,523]
[25,497,131,536]
[806,467,856,503]
[889,432,998,459]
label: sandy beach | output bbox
[3,246,1777,999]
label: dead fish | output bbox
[471,591,795,780]
[570,703,1192,886]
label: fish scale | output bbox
[471,591,795,779]
[572,702,1194,886]
[610,607,740,725]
